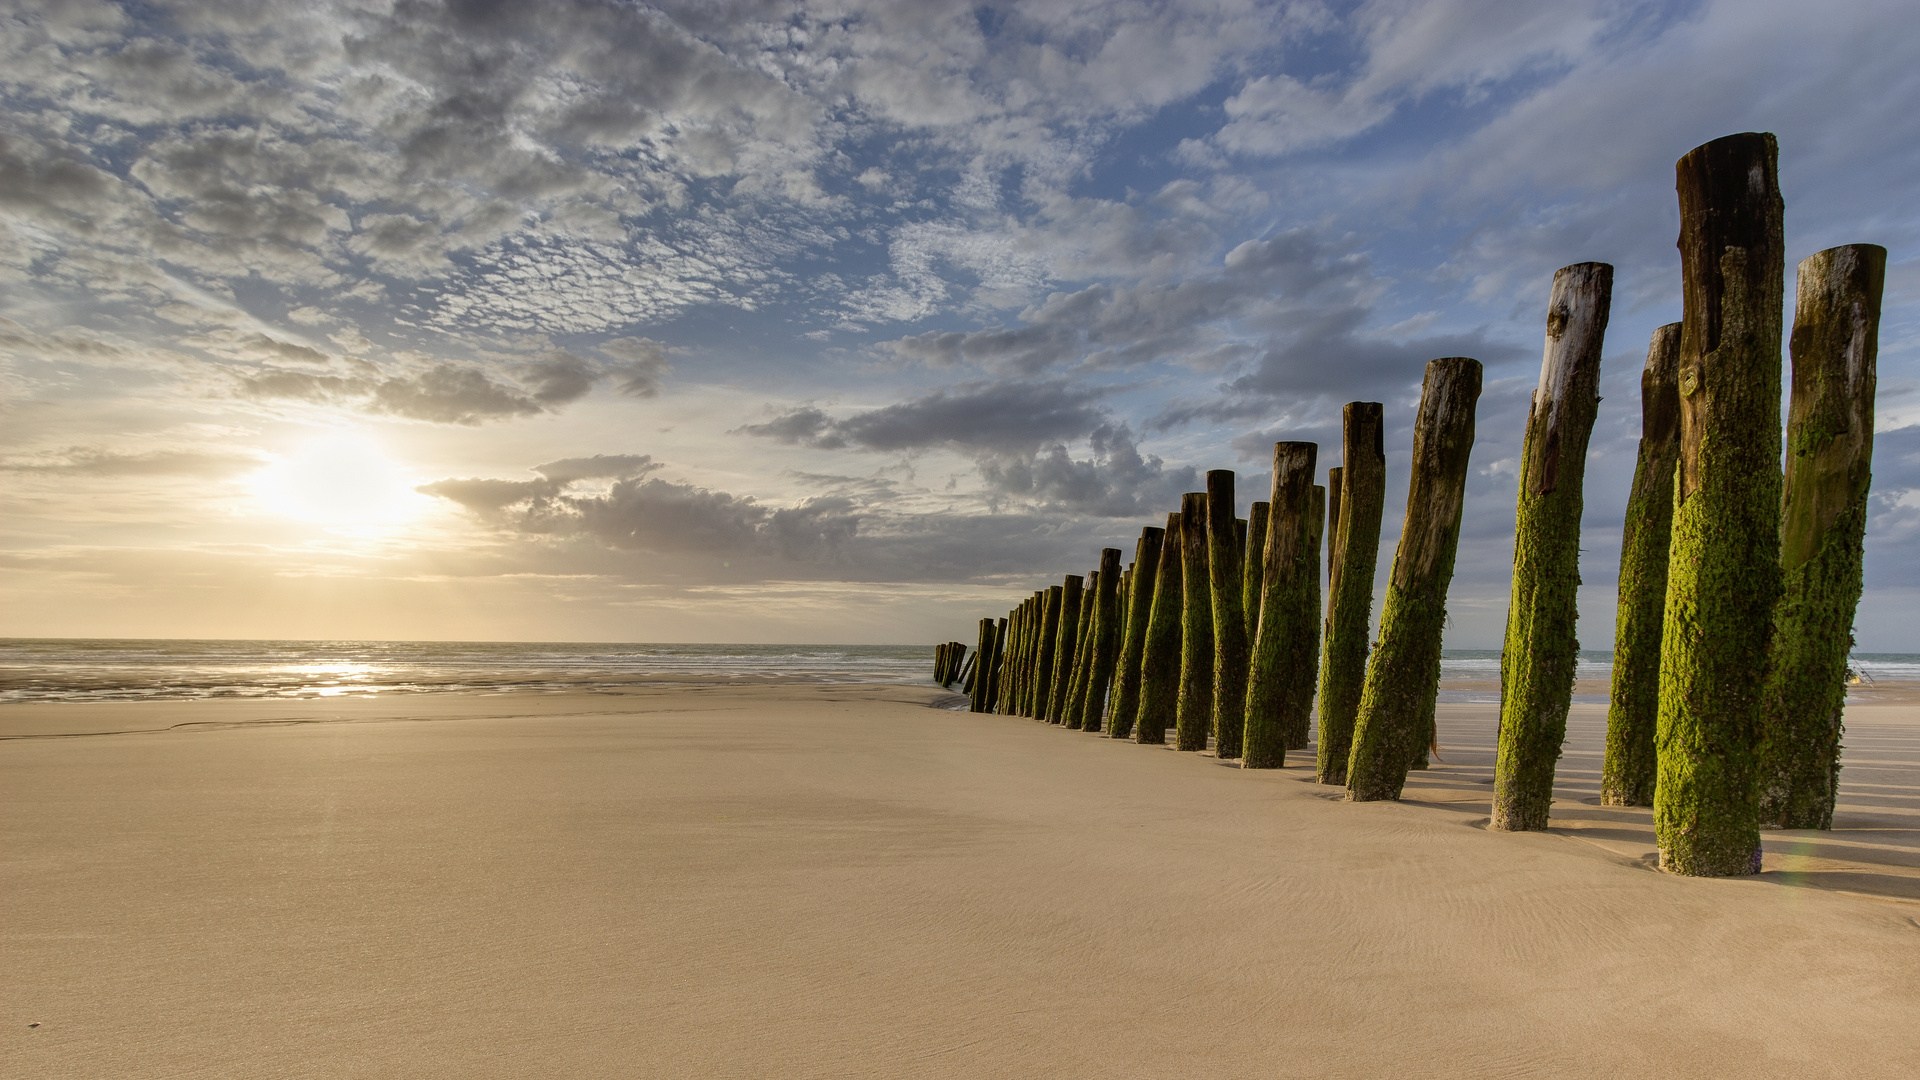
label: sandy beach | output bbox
[6,685,1919,1078]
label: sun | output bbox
[253,430,425,527]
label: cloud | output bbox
[598,336,673,398]
[738,380,1111,454]
[0,446,262,478]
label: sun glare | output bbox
[254,431,425,528]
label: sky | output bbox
[1,0,1916,648]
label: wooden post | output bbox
[998,611,1013,711]
[1347,358,1483,801]
[1326,467,1343,584]
[1493,263,1614,829]
[1109,527,1165,738]
[1066,570,1099,729]
[1076,548,1125,732]
[1003,603,1023,714]
[1014,597,1039,715]
[1034,586,1064,720]
[1243,502,1270,643]
[1245,442,1317,768]
[959,648,977,694]
[1657,132,1785,877]
[1175,493,1216,752]
[970,618,997,712]
[1048,576,1084,723]
[1761,244,1884,830]
[1601,324,1683,805]
[1136,513,1185,744]
[1317,403,1386,784]
[1209,472,1251,759]
[1292,483,1325,750]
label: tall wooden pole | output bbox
[1493,263,1614,830]
[1079,548,1125,732]
[1208,472,1251,759]
[1109,527,1163,738]
[1243,502,1270,643]
[1136,513,1185,745]
[1049,575,1085,724]
[1065,570,1098,729]
[1175,493,1216,752]
[1292,483,1325,750]
[1347,358,1483,801]
[1601,324,1683,805]
[1245,442,1317,768]
[1018,595,1041,715]
[1657,132,1785,877]
[1034,586,1063,720]
[970,618,997,712]
[1761,244,1884,830]
[986,616,1008,712]
[1317,403,1386,784]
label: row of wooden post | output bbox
[932,132,1881,877]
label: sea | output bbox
[2,639,1915,705]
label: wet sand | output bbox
[5,685,1919,1078]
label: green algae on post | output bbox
[1601,324,1682,806]
[1347,358,1482,802]
[1136,512,1185,745]
[1317,404,1385,785]
[1493,262,1613,830]
[1244,442,1317,769]
[1656,132,1784,877]
[1208,472,1251,759]
[1175,493,1216,752]
[1761,244,1884,830]
[1108,526,1165,739]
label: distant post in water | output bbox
[1208,472,1251,759]
[1317,403,1386,785]
[1034,586,1063,720]
[1243,502,1269,642]
[1347,358,1483,801]
[1079,548,1125,732]
[1050,575,1085,724]
[1761,244,1884,830]
[1602,324,1682,805]
[1108,527,1164,738]
[1656,132,1785,876]
[1175,493,1216,752]
[1245,442,1318,768]
[1493,263,1613,830]
[1292,484,1326,751]
[1136,512,1185,744]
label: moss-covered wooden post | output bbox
[1656,132,1785,876]
[1208,472,1251,759]
[1136,513,1185,744]
[1760,244,1884,830]
[1108,527,1164,739]
[1317,403,1386,784]
[1003,602,1024,714]
[1245,443,1318,768]
[1175,494,1216,752]
[958,647,977,693]
[1326,468,1343,584]
[1292,484,1325,750]
[1067,568,1098,726]
[1347,358,1483,801]
[1601,324,1682,805]
[1076,548,1124,732]
[1048,576,1084,724]
[1018,596,1041,715]
[1657,132,1788,871]
[1243,502,1270,642]
[970,618,997,712]
[1492,263,1614,829]
[1034,586,1063,720]
[986,617,1009,712]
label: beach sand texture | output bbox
[6,685,1919,1078]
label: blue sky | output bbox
[1,0,1915,647]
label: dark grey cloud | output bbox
[738,380,1111,454]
